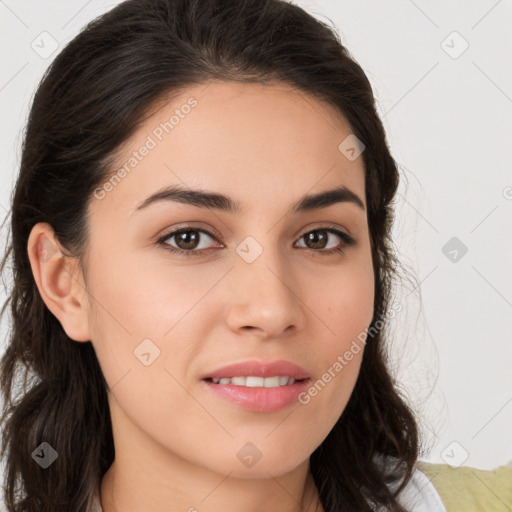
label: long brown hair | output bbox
[1,0,423,510]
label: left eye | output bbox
[156,226,355,257]
[295,228,353,252]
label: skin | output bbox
[27,80,375,512]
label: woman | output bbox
[0,0,446,511]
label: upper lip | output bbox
[201,359,310,380]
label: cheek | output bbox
[307,260,374,410]
[317,261,375,350]
[86,251,218,396]
[88,249,209,337]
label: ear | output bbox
[27,222,91,342]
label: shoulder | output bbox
[371,455,447,512]
[395,462,448,512]
[88,488,103,512]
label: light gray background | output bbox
[0,0,511,473]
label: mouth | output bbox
[201,376,311,412]
[202,376,310,387]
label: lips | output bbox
[202,377,310,412]
[200,359,310,381]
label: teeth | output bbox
[210,376,298,387]
[231,376,246,386]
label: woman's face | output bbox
[83,81,374,477]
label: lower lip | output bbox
[201,378,311,413]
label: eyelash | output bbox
[155,224,356,257]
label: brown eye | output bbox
[173,229,202,250]
[295,227,355,254]
[302,230,329,250]
[156,225,355,257]
[157,227,219,256]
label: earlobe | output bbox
[27,222,91,343]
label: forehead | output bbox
[92,80,366,218]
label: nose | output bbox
[224,242,306,339]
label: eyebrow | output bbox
[134,183,365,215]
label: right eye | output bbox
[156,227,222,256]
